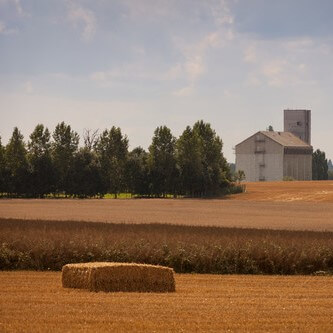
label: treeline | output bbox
[0,120,238,198]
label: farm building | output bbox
[235,110,313,181]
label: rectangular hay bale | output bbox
[62,262,175,292]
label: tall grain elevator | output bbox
[284,109,311,144]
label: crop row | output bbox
[0,218,332,275]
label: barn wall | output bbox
[236,153,256,181]
[283,154,312,180]
[236,133,284,181]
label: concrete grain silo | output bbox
[284,109,311,145]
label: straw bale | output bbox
[62,262,175,292]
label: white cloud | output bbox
[210,0,234,26]
[170,31,225,96]
[90,71,107,81]
[185,56,204,81]
[163,63,183,80]
[260,58,317,87]
[245,74,261,87]
[262,60,285,77]
[11,0,24,16]
[67,1,96,41]
[298,63,306,72]
[0,0,27,16]
[89,62,167,88]
[239,36,329,89]
[88,29,225,94]
[0,20,17,34]
[173,85,193,97]
[261,58,305,87]
[243,45,257,63]
[284,38,314,50]
[0,0,27,36]
[119,0,179,21]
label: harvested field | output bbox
[1,181,333,231]
[230,180,333,202]
[0,271,332,332]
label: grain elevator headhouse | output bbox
[284,109,311,145]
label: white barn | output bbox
[235,131,313,182]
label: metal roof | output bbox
[260,131,312,148]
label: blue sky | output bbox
[1,0,332,162]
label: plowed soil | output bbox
[0,272,332,333]
[0,181,333,231]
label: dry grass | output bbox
[0,271,332,332]
[1,182,333,232]
[62,262,175,292]
[1,219,332,274]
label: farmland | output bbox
[1,181,333,331]
[0,181,333,231]
[0,272,332,332]
[230,180,333,202]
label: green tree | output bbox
[148,126,178,197]
[51,122,79,195]
[312,149,328,180]
[83,129,99,151]
[125,147,150,196]
[28,124,54,197]
[176,126,202,196]
[0,136,8,194]
[96,127,128,197]
[328,159,333,171]
[234,170,245,183]
[67,148,104,198]
[329,159,333,180]
[5,127,29,196]
[192,120,230,196]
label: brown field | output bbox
[0,271,332,332]
[231,181,333,202]
[0,181,333,231]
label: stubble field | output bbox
[0,271,332,333]
[1,181,333,231]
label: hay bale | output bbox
[62,262,175,292]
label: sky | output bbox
[1,0,332,163]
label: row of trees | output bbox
[0,121,234,198]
